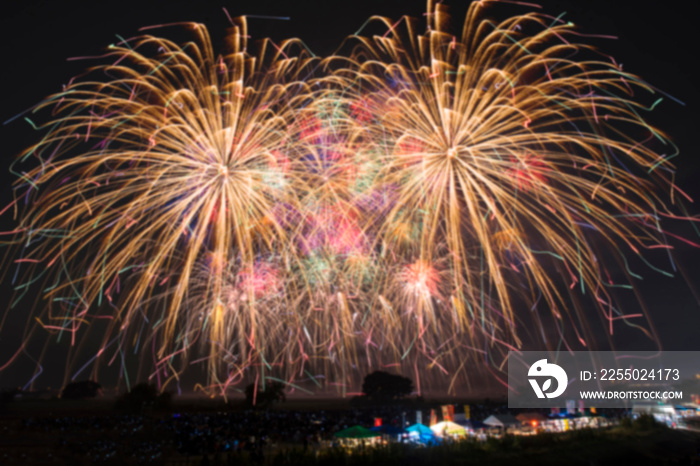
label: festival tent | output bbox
[406,423,438,444]
[333,426,381,439]
[456,419,485,432]
[334,426,381,447]
[516,412,547,425]
[430,421,467,437]
[483,414,520,428]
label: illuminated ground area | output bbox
[1,399,699,465]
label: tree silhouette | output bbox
[362,371,413,402]
[0,389,20,410]
[244,381,286,409]
[61,380,102,400]
[115,383,172,413]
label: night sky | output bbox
[1,0,698,394]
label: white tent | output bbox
[430,421,467,437]
[483,414,520,428]
[632,402,679,424]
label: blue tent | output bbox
[406,423,438,444]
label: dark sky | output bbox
[0,0,698,392]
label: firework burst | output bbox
[5,18,317,392]
[320,0,694,388]
[1,3,696,395]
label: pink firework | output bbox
[237,262,281,299]
[400,260,441,300]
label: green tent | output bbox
[333,425,381,439]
